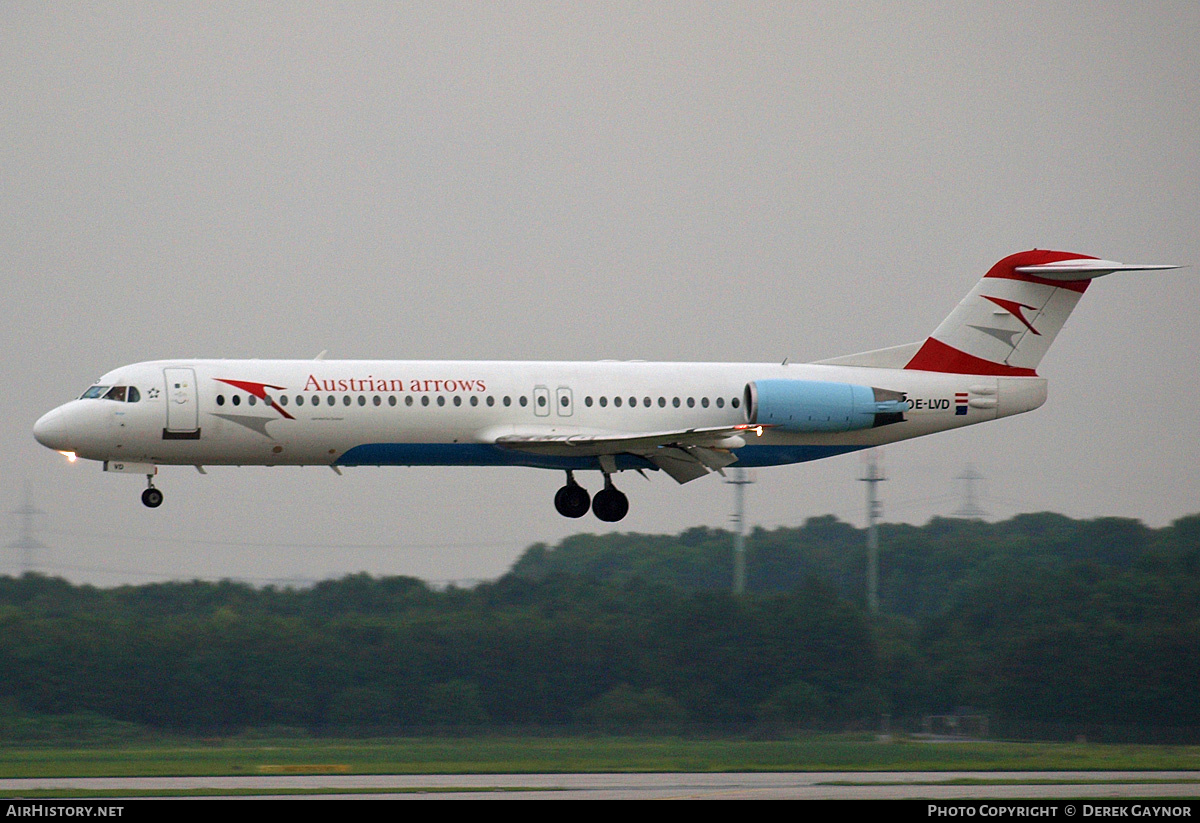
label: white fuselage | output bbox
[34,358,1047,473]
[33,249,1171,518]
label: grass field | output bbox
[2,734,1200,778]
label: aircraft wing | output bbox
[493,424,768,484]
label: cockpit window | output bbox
[80,385,110,399]
[127,387,140,403]
[102,386,127,402]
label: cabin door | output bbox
[163,367,200,439]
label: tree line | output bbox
[0,512,1197,739]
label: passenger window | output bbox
[406,396,414,406]
[686,397,695,408]
[327,396,335,406]
[296,395,305,406]
[343,396,351,406]
[643,397,651,407]
[421,396,430,407]
[388,396,396,406]
[470,396,478,407]
[599,396,608,407]
[279,395,288,406]
[373,396,381,406]
[519,396,528,407]
[613,396,621,407]
[701,397,709,408]
[585,396,593,407]
[232,395,241,406]
[658,397,666,407]
[716,397,724,408]
[248,396,257,406]
[503,396,511,407]
[453,396,462,407]
[358,396,366,406]
[486,396,495,407]
[672,397,681,408]
[216,395,226,406]
[731,397,740,408]
[437,396,446,407]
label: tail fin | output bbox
[904,249,1178,376]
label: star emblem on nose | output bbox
[147,388,160,399]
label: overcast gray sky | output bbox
[3,2,1197,586]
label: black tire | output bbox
[141,488,164,508]
[554,483,591,518]
[592,487,629,522]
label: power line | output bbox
[952,464,989,519]
[859,450,885,615]
[40,527,527,553]
[725,468,754,596]
[7,482,46,575]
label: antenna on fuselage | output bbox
[314,350,328,360]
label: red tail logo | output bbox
[214,379,295,420]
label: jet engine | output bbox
[743,380,908,432]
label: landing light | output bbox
[58,451,77,463]
[733,424,765,437]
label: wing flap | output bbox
[648,447,713,483]
[493,424,766,484]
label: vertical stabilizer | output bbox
[905,250,1177,375]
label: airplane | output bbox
[33,249,1178,521]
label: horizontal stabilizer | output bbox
[1014,259,1180,281]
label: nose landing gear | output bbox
[141,476,163,508]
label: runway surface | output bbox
[3,771,1200,799]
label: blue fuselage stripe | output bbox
[335,443,865,471]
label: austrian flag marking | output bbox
[955,392,969,415]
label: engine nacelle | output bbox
[743,380,908,433]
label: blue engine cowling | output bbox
[744,380,908,432]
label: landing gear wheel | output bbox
[554,478,591,518]
[141,487,164,508]
[592,486,629,522]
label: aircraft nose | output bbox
[33,407,71,451]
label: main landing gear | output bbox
[554,471,629,522]
[141,476,163,508]
[553,471,591,518]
